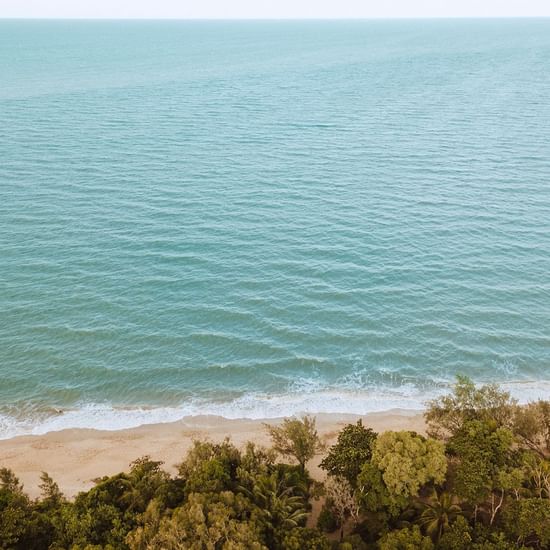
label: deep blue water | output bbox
[1,19,550,436]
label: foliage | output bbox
[0,468,32,550]
[67,456,172,548]
[244,470,308,546]
[143,491,266,550]
[320,420,377,485]
[356,462,402,517]
[425,375,516,439]
[447,419,514,513]
[417,490,462,542]
[523,453,550,499]
[437,516,472,550]
[502,497,550,547]
[1,384,550,550]
[325,476,361,540]
[339,533,369,550]
[264,415,324,472]
[469,522,530,549]
[281,526,332,550]
[513,400,550,458]
[377,525,434,550]
[317,499,340,532]
[178,438,241,493]
[372,431,447,500]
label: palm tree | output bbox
[240,471,308,546]
[244,472,307,528]
[418,490,462,542]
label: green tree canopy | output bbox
[320,420,377,485]
[503,498,550,548]
[447,420,514,508]
[418,490,462,543]
[438,516,472,550]
[264,416,324,473]
[357,461,404,518]
[144,491,266,550]
[513,400,550,458]
[372,431,447,501]
[425,376,516,439]
[378,525,434,550]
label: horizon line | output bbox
[1,15,550,21]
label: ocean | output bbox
[1,19,549,438]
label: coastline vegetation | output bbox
[1,377,550,549]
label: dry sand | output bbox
[0,410,424,499]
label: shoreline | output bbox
[0,410,424,499]
[2,379,549,441]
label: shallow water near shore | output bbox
[1,19,550,438]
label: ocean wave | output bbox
[1,381,550,440]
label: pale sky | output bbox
[2,0,550,19]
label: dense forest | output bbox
[1,377,550,549]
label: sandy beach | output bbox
[0,410,424,499]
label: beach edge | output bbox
[0,410,425,498]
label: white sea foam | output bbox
[1,380,550,440]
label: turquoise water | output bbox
[1,19,550,437]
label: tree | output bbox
[264,416,324,473]
[0,468,24,495]
[523,453,550,499]
[418,490,462,542]
[243,471,308,530]
[146,491,266,550]
[179,439,241,494]
[438,516,472,550]
[316,499,339,533]
[0,468,32,550]
[513,400,550,458]
[37,472,64,510]
[447,420,514,518]
[281,527,331,550]
[503,498,550,548]
[425,376,516,439]
[8,400,550,550]
[324,476,361,541]
[126,499,163,550]
[489,467,524,524]
[121,457,170,513]
[378,525,434,550]
[320,420,377,485]
[471,526,524,550]
[65,456,173,548]
[371,431,447,501]
[357,461,405,520]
